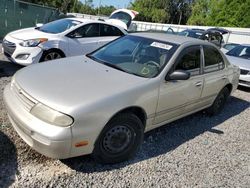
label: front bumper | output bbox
[2,35,43,66]
[4,83,72,159]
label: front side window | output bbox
[70,23,100,38]
[175,46,201,76]
[87,35,178,78]
[203,46,225,73]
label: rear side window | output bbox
[175,46,201,76]
[100,24,124,37]
[203,46,224,73]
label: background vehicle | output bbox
[2,9,137,66]
[221,43,240,53]
[4,33,239,164]
[178,28,205,38]
[225,44,250,88]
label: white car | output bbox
[2,9,138,66]
[225,44,250,88]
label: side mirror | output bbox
[166,70,190,81]
[66,32,77,38]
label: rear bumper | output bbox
[3,83,72,159]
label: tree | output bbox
[97,6,116,16]
[130,0,193,24]
[131,0,170,23]
[188,0,250,27]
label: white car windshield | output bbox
[37,19,82,34]
[226,45,250,60]
[88,35,178,78]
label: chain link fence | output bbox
[0,0,61,40]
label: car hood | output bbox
[8,27,52,40]
[226,55,250,70]
[14,56,147,114]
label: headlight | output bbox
[19,38,48,47]
[30,103,73,127]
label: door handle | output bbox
[195,81,202,87]
[221,76,227,80]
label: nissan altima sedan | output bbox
[4,33,240,163]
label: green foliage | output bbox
[188,0,250,27]
[130,0,192,24]
[21,0,116,16]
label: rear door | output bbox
[200,45,227,105]
[154,46,204,124]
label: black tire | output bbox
[40,49,65,62]
[93,113,144,164]
[206,87,230,116]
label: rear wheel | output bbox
[93,113,144,164]
[40,49,65,62]
[206,87,230,115]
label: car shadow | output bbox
[0,58,23,77]
[61,96,250,173]
[238,86,250,93]
[0,131,18,188]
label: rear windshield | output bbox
[37,19,82,34]
[110,12,132,27]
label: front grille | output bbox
[2,39,16,56]
[240,69,249,75]
[11,82,37,111]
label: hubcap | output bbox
[102,125,132,154]
[44,52,62,61]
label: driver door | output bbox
[154,46,204,124]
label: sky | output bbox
[81,0,133,8]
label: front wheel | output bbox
[206,87,230,116]
[93,113,144,164]
[40,49,65,62]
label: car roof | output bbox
[129,32,210,45]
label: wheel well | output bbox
[45,48,66,57]
[114,107,147,127]
[225,83,233,94]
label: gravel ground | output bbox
[0,56,249,187]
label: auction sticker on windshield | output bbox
[150,42,172,50]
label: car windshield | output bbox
[226,45,250,60]
[87,35,178,78]
[37,19,82,34]
[178,30,203,38]
[223,43,239,51]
